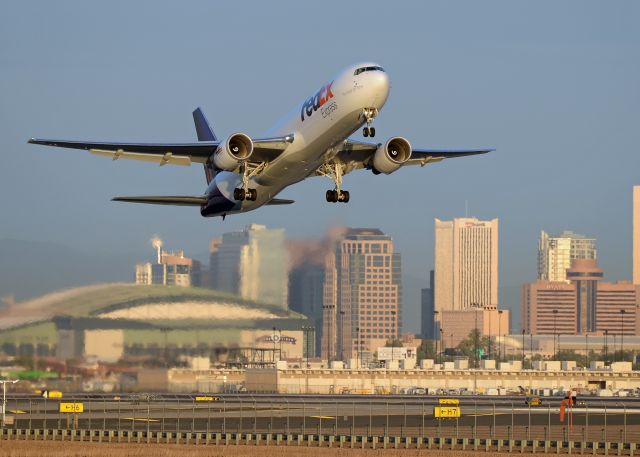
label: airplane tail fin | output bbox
[192,107,218,184]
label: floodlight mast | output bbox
[0,380,19,426]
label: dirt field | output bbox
[0,441,527,457]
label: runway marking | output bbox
[466,413,508,417]
[310,415,334,419]
[122,417,160,422]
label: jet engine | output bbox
[372,137,412,174]
[213,133,254,171]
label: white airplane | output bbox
[29,63,493,219]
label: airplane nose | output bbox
[371,71,390,107]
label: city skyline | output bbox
[2,2,639,335]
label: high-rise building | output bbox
[214,224,288,308]
[538,230,597,283]
[421,270,435,339]
[434,218,499,312]
[321,228,402,362]
[288,239,326,357]
[135,239,193,287]
[634,186,640,285]
[522,259,640,335]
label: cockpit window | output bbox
[354,66,385,76]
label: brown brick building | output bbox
[522,259,640,336]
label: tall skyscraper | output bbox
[421,270,435,339]
[322,228,402,362]
[434,218,499,312]
[538,230,596,283]
[288,239,326,357]
[634,186,640,285]
[214,224,288,308]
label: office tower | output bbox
[207,237,223,289]
[135,238,193,287]
[434,218,499,312]
[538,230,597,283]
[634,186,640,285]
[567,259,603,333]
[322,228,401,362]
[214,224,288,307]
[421,270,435,339]
[522,259,639,335]
[288,239,326,357]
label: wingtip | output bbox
[27,138,36,144]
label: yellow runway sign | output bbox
[59,403,83,413]
[434,406,461,418]
[195,396,220,402]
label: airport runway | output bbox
[5,395,640,442]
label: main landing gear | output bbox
[233,162,267,201]
[318,162,350,204]
[234,188,257,201]
[362,107,378,137]
[326,189,349,203]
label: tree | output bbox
[456,329,497,366]
[385,338,403,348]
[417,340,436,361]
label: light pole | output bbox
[433,310,439,364]
[620,309,626,362]
[339,310,346,361]
[474,308,479,368]
[604,329,609,365]
[585,333,589,368]
[355,327,360,368]
[488,307,492,360]
[390,310,397,366]
[498,310,503,361]
[439,327,444,364]
[272,327,277,363]
[552,309,558,360]
[521,329,525,366]
[1,380,18,426]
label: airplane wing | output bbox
[112,195,208,205]
[333,139,493,174]
[111,195,294,206]
[28,135,292,166]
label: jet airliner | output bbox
[29,63,493,218]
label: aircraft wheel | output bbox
[363,127,369,137]
[326,190,337,203]
[234,188,246,201]
[341,190,350,203]
[248,189,258,201]
[369,127,375,137]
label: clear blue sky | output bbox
[1,1,639,331]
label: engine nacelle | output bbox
[372,137,412,174]
[213,133,254,171]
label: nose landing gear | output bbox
[362,107,378,138]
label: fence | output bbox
[2,428,640,455]
[2,396,639,444]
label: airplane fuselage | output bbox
[201,63,390,217]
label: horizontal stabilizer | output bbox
[265,198,294,205]
[112,195,208,206]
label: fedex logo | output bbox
[300,81,334,121]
